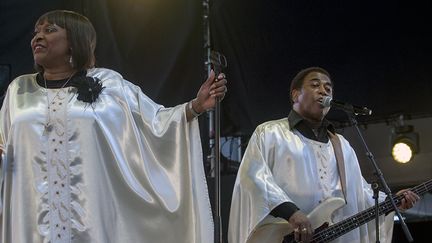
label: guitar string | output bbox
[314,180,431,242]
[311,180,431,242]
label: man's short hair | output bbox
[289,67,331,104]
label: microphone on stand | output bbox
[321,96,372,116]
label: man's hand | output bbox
[288,211,313,243]
[396,189,420,211]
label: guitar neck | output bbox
[312,179,432,243]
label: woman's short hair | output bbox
[34,10,96,72]
[289,67,331,104]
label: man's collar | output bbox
[288,110,335,134]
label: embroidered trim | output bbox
[34,88,87,243]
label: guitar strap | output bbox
[328,131,348,203]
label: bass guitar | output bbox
[249,179,431,243]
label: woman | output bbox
[0,10,226,243]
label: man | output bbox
[228,67,419,243]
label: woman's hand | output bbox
[193,70,227,113]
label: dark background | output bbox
[1,0,431,242]
[2,0,432,132]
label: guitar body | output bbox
[248,197,346,243]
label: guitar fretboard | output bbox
[311,179,432,243]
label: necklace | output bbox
[43,73,74,134]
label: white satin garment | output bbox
[228,118,394,243]
[0,68,213,243]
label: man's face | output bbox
[292,71,333,122]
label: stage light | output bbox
[390,124,419,163]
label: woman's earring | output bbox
[69,56,74,67]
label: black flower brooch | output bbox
[71,75,105,104]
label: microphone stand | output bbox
[372,181,380,242]
[203,1,226,242]
[345,111,413,243]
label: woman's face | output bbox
[31,20,71,70]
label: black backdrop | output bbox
[2,0,432,136]
[210,0,432,135]
[0,0,203,106]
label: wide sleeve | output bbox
[82,67,214,242]
[228,129,292,243]
[102,78,214,242]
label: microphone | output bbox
[321,96,372,116]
